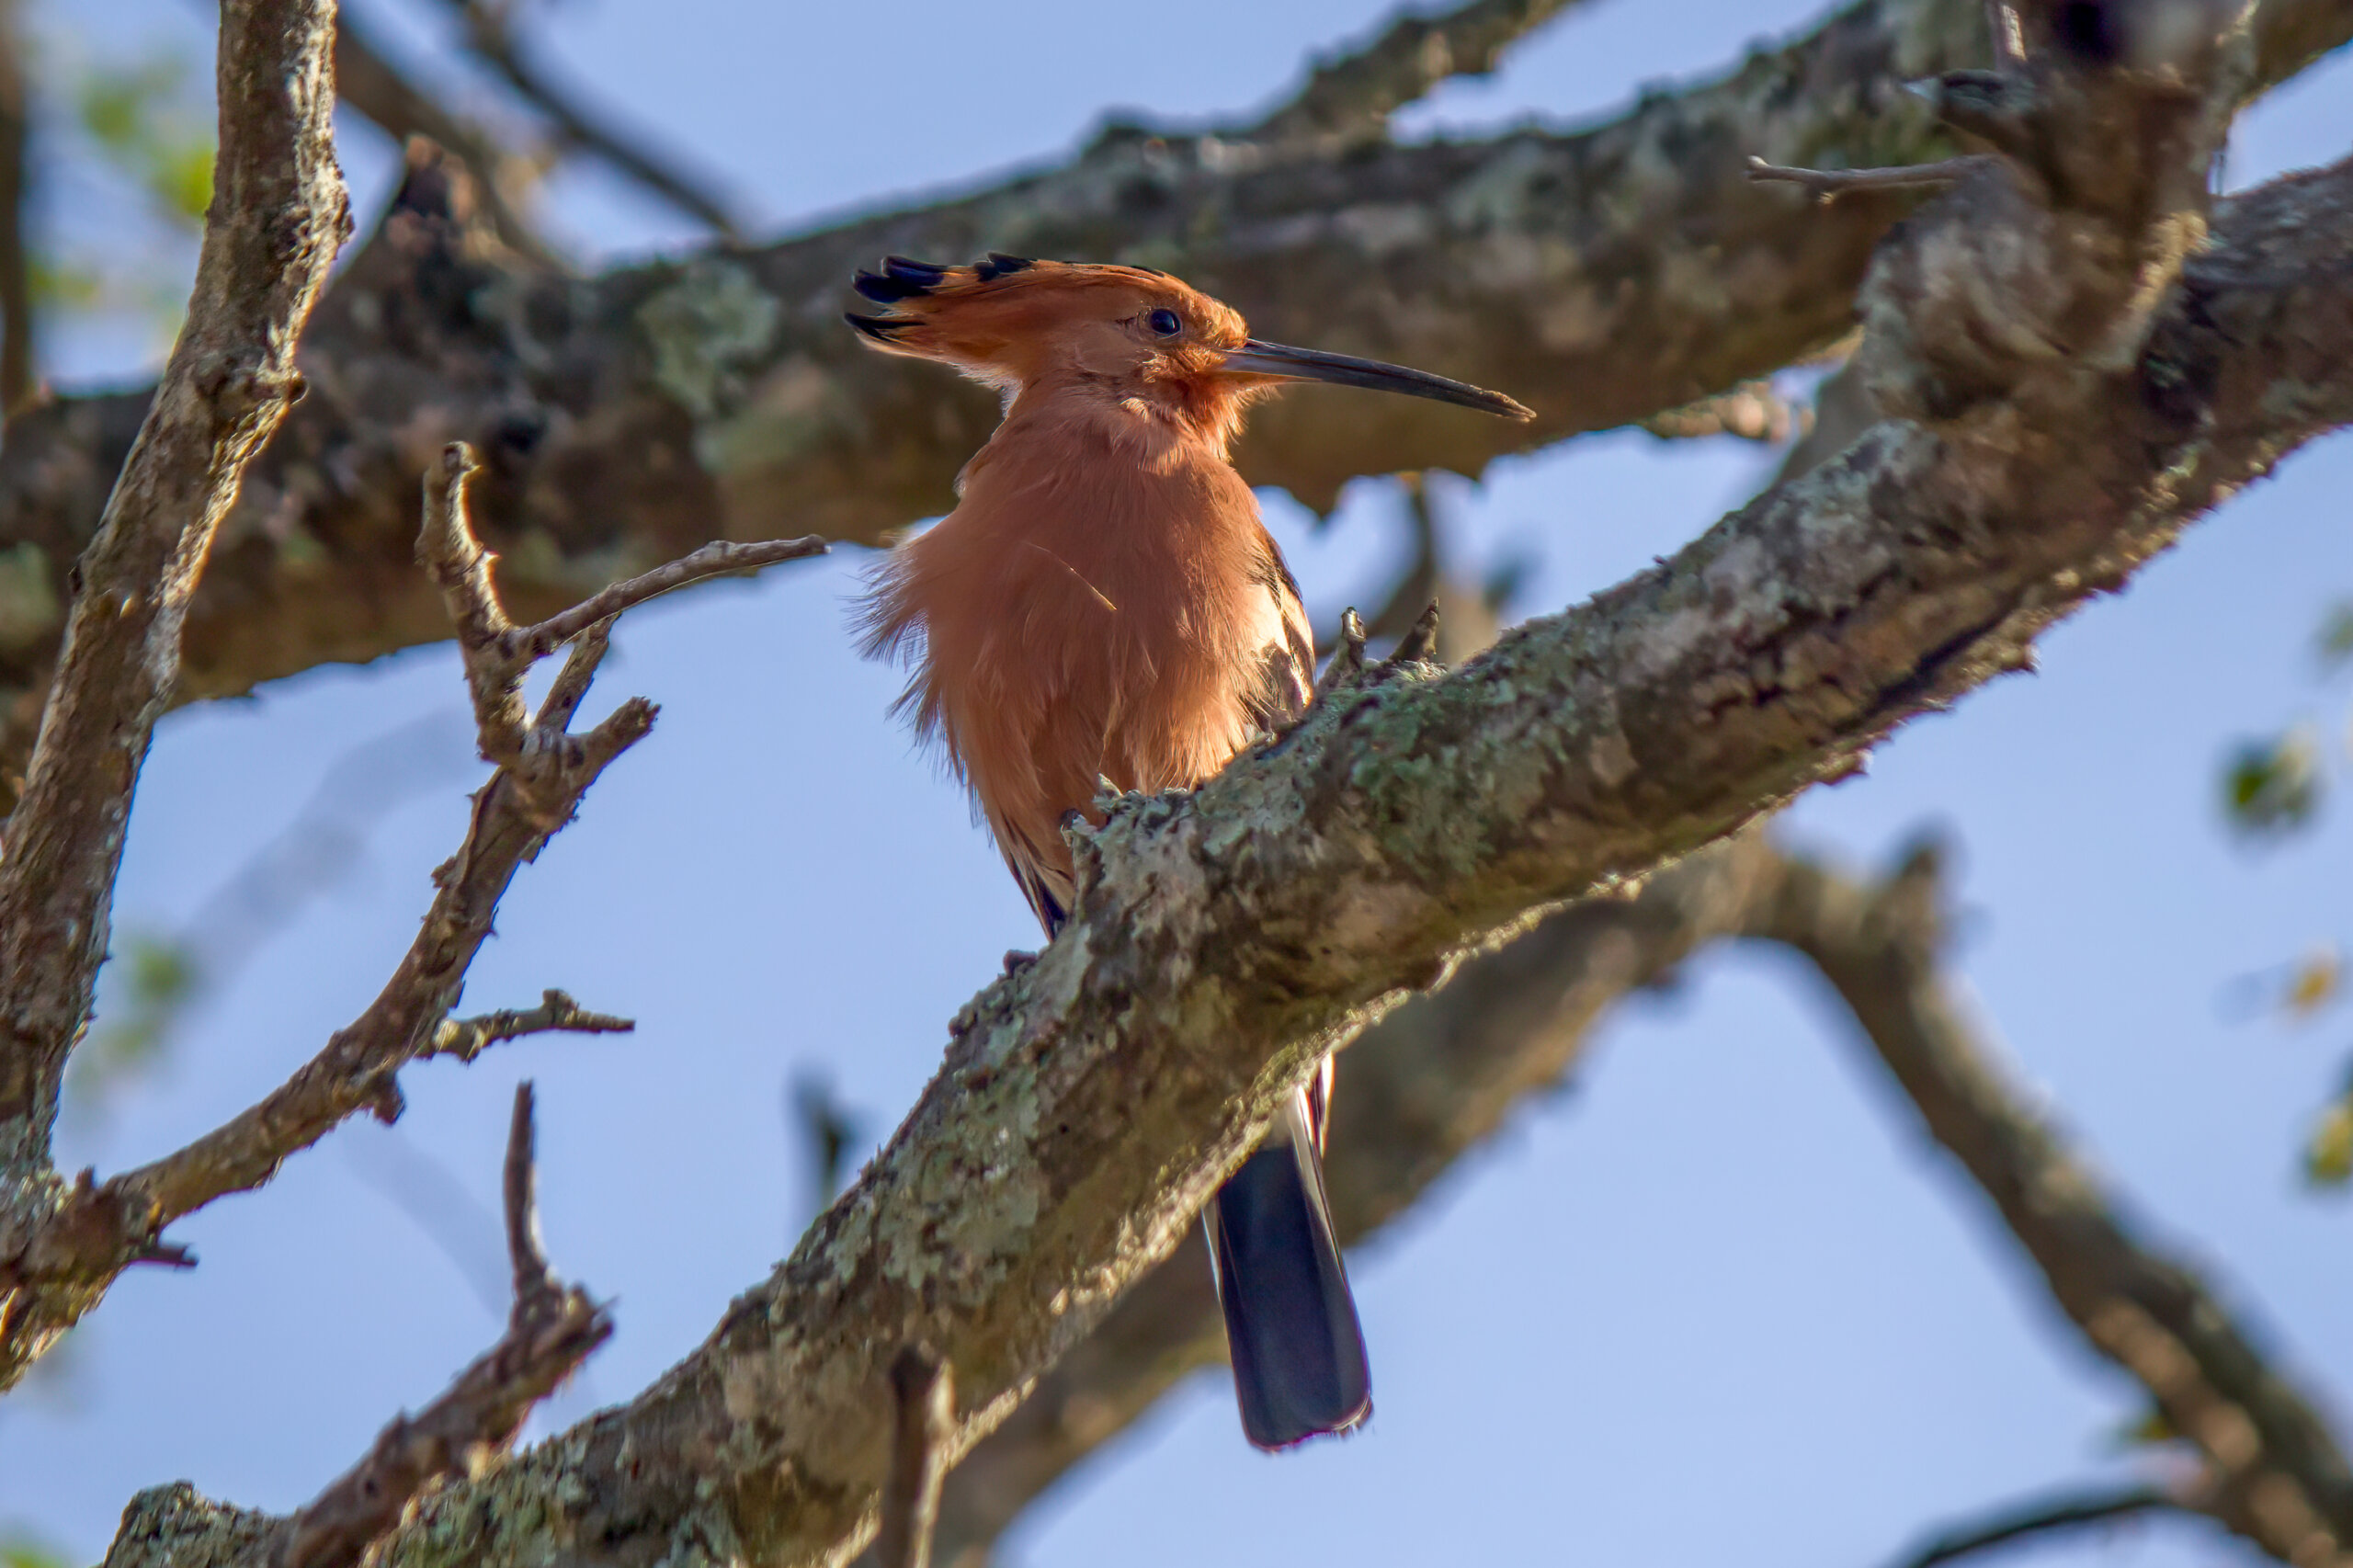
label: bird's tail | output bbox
[1205,1074,1371,1450]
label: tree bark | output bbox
[0,0,2339,800]
[95,136,2353,1568]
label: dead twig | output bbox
[1640,379,1812,443]
[0,443,819,1387]
[278,1083,611,1568]
[433,989,632,1064]
[421,445,823,764]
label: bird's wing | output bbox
[1242,543,1315,735]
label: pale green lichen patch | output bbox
[699,355,853,477]
[638,259,782,429]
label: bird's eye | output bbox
[1147,309,1183,336]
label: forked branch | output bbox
[278,1083,611,1568]
[0,446,822,1390]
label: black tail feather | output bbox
[1207,1087,1371,1450]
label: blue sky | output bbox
[5,2,2353,1565]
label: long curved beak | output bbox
[1219,339,1533,421]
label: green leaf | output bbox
[73,52,213,232]
[2222,727,2323,837]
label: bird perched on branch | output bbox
[849,254,1530,1450]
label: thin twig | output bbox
[432,988,633,1064]
[502,535,827,661]
[877,1344,954,1568]
[534,619,614,736]
[434,0,744,236]
[420,444,529,762]
[1884,1483,2182,1568]
[278,1082,610,1568]
[1382,600,1442,669]
[1746,153,1990,202]
[422,442,822,762]
[504,1081,550,1301]
[0,442,814,1376]
[1314,608,1369,694]
[1249,0,1593,142]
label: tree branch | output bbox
[1246,0,1594,144]
[1879,1483,2184,1568]
[93,51,2353,1554]
[0,0,347,1161]
[331,9,553,264]
[278,1082,611,1568]
[432,0,744,237]
[1761,842,2353,1561]
[0,443,816,1390]
[920,834,1784,1566]
[0,0,2339,804]
[877,1345,952,1568]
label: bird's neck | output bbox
[1001,374,1249,471]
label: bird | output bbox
[848,253,1531,1450]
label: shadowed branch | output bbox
[1763,842,2353,1562]
[878,1345,954,1568]
[431,0,744,236]
[1878,1483,2185,1568]
[278,1083,611,1568]
[0,0,2344,792]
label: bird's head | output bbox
[847,255,1531,445]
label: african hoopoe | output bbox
[850,254,1529,1449]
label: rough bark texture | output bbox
[0,0,2338,802]
[93,137,2353,1568]
[0,0,349,1380]
[923,834,1786,1567]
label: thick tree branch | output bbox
[93,88,2353,1567]
[1246,0,1593,144]
[278,1083,611,1568]
[0,445,817,1390]
[0,0,347,1161]
[921,834,1784,1567]
[0,0,2341,805]
[1762,843,2353,1562]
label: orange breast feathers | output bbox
[859,400,1313,930]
